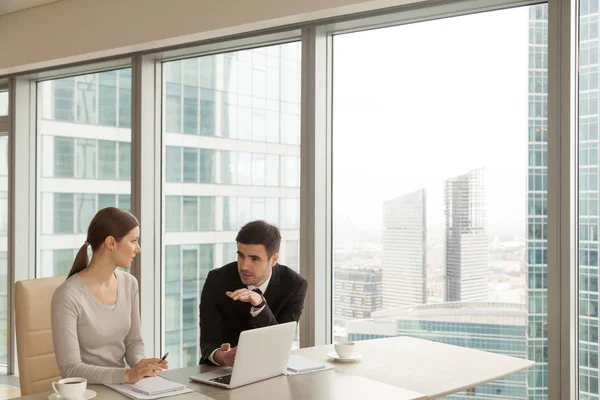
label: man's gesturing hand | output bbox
[226,288,263,307]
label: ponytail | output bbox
[67,242,90,279]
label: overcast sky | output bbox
[332,6,531,241]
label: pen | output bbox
[160,352,169,362]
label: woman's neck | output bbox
[80,256,117,285]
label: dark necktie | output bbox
[252,288,263,296]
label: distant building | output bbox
[382,189,427,308]
[334,266,383,329]
[445,168,487,302]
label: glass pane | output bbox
[332,6,546,398]
[0,92,8,369]
[580,1,600,398]
[162,42,301,368]
[54,137,75,178]
[0,91,7,116]
[99,71,117,126]
[38,68,132,278]
[98,140,117,180]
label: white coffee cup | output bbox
[334,341,355,359]
[52,377,87,400]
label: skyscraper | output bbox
[576,3,600,399]
[445,168,487,303]
[527,5,549,399]
[382,189,427,309]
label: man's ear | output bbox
[270,253,279,267]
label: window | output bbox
[166,146,182,182]
[266,155,279,186]
[54,78,75,122]
[75,139,96,179]
[199,197,214,231]
[99,71,117,126]
[182,197,198,232]
[183,59,199,135]
[53,249,76,277]
[76,75,97,124]
[118,194,131,212]
[286,240,299,273]
[161,42,301,368]
[0,91,7,116]
[54,194,74,234]
[98,194,116,210]
[199,149,214,184]
[54,137,75,178]
[119,69,132,128]
[281,156,299,187]
[75,194,96,233]
[183,148,198,183]
[332,7,545,398]
[98,140,117,180]
[119,142,131,180]
[38,69,132,278]
[166,196,182,232]
[579,0,600,397]
[0,91,8,368]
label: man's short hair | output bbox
[236,220,281,258]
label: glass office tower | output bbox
[527,5,549,399]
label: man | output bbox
[199,220,308,366]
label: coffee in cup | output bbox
[52,377,87,400]
[334,341,355,358]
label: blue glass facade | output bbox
[527,4,549,399]
[580,0,600,398]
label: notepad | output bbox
[105,379,194,400]
[287,354,329,373]
[129,376,186,396]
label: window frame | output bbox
[0,1,578,398]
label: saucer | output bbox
[327,351,362,362]
[48,389,97,400]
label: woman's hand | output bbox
[124,358,169,384]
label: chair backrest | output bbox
[15,276,65,395]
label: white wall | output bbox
[0,0,417,75]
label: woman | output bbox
[51,207,168,384]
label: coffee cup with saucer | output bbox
[49,377,97,400]
[327,341,362,362]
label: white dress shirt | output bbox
[208,273,272,365]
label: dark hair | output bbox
[235,220,281,258]
[67,207,139,278]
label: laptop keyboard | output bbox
[210,374,232,385]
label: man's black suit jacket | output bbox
[199,262,308,365]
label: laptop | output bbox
[189,321,297,389]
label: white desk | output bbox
[161,367,427,400]
[14,336,534,400]
[292,336,536,398]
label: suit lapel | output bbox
[264,264,281,307]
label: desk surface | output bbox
[292,336,536,398]
[161,366,426,400]
[14,336,534,400]
[15,384,209,400]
